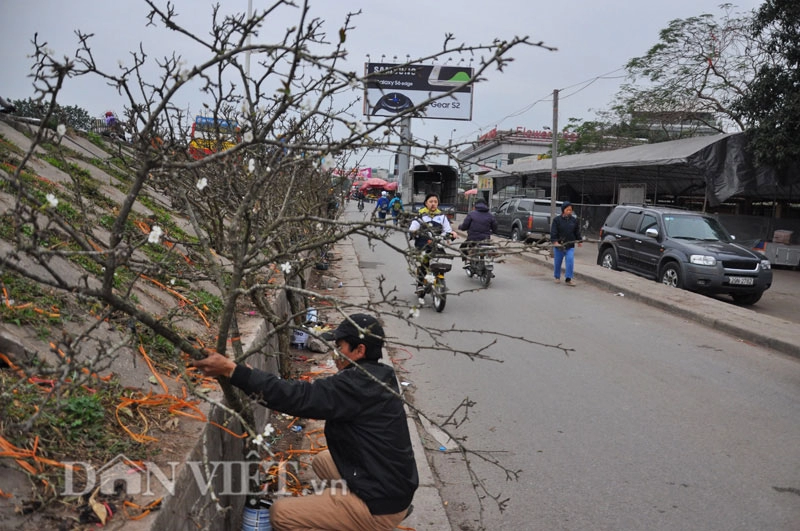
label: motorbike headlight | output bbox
[689,255,716,266]
[761,259,771,270]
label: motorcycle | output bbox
[463,241,496,287]
[357,198,365,212]
[408,230,455,312]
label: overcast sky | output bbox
[2,1,762,169]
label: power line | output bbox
[469,66,628,137]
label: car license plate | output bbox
[728,276,754,286]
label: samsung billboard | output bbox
[363,63,474,121]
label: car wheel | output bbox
[599,248,618,270]
[511,227,521,241]
[731,291,763,305]
[660,262,683,288]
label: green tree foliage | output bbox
[11,97,94,131]
[734,0,800,171]
[612,3,765,138]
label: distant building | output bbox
[457,127,561,177]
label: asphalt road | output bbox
[348,214,800,531]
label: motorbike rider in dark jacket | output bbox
[458,198,497,262]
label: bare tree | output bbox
[611,3,769,138]
[0,1,562,528]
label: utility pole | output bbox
[397,117,412,194]
[549,89,559,223]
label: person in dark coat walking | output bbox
[192,314,417,530]
[458,198,497,262]
[550,201,583,286]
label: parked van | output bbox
[492,197,562,241]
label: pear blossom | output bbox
[148,225,163,244]
[45,193,59,208]
[280,262,292,274]
[408,307,420,319]
[243,130,254,142]
[424,273,436,285]
[196,178,208,191]
[56,124,66,138]
[248,158,256,173]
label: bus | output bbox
[400,164,460,222]
[188,116,240,159]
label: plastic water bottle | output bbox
[241,498,272,531]
[305,307,318,325]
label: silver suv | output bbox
[597,205,772,305]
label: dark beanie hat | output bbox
[424,193,439,204]
[561,201,572,212]
[321,313,385,359]
[475,198,487,206]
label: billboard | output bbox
[363,63,473,121]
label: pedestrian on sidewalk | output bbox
[192,313,417,531]
[550,201,582,286]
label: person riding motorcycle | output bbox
[457,198,497,264]
[408,193,455,298]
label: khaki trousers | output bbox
[270,450,409,531]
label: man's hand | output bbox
[191,352,236,378]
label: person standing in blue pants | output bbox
[550,201,582,286]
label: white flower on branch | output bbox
[45,193,59,208]
[196,178,208,191]
[408,307,420,319]
[56,124,66,138]
[248,159,256,173]
[280,262,292,274]
[148,225,163,244]
[424,273,436,285]
[319,153,335,171]
[243,130,254,143]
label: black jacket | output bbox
[550,213,582,249]
[230,360,418,514]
